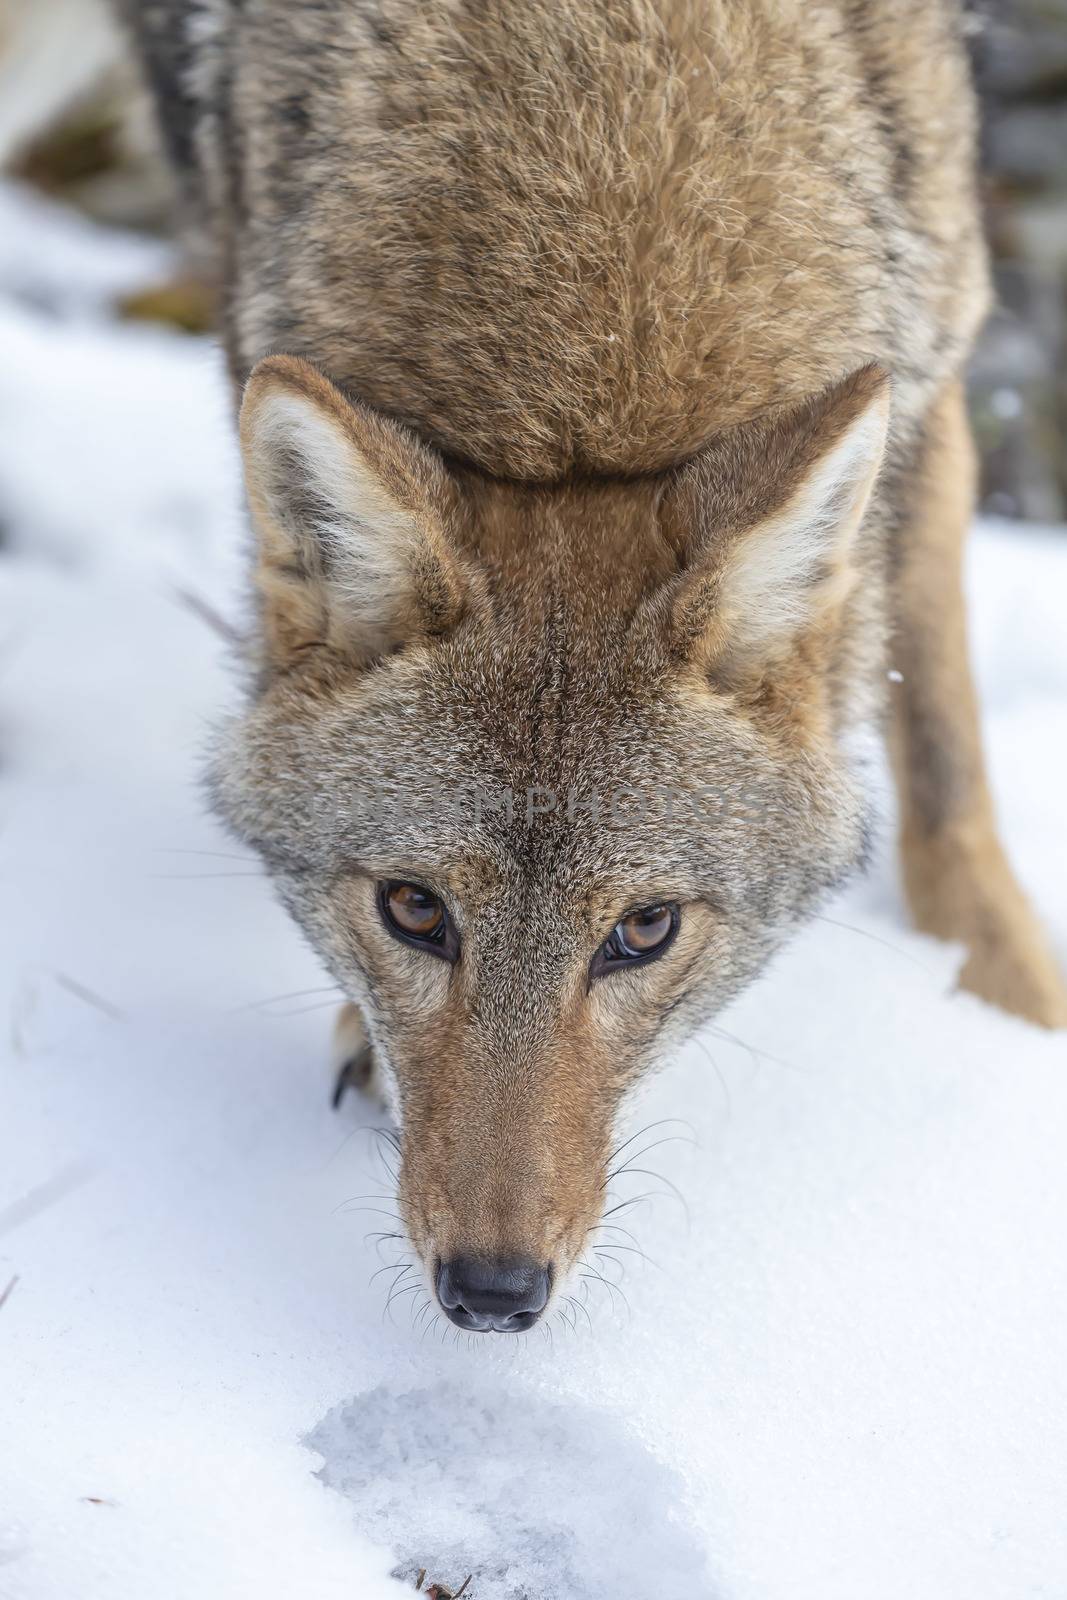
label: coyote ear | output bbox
[668,365,890,682]
[239,355,464,671]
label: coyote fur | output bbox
[120,0,1066,1330]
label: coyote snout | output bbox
[392,1029,612,1330]
[334,993,597,1332]
[333,980,623,1330]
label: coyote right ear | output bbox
[239,355,465,671]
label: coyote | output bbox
[121,0,1065,1331]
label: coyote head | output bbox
[212,355,889,1330]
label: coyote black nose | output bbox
[436,1255,551,1332]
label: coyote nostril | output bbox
[436,1255,551,1332]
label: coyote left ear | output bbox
[666,365,890,681]
[239,355,465,671]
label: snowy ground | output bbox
[1,183,1066,1600]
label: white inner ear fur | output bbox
[244,387,424,644]
[719,388,890,655]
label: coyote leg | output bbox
[888,379,1067,1028]
[331,1001,385,1107]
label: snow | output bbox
[309,1383,710,1596]
[1,182,1066,1600]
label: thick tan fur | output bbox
[169,0,988,475]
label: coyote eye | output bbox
[591,903,679,979]
[378,880,459,962]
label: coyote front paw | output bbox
[331,1001,386,1107]
[902,832,1067,1030]
[956,920,1067,1030]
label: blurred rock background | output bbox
[971,0,1067,520]
[0,0,1064,522]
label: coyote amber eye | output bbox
[378,880,460,963]
[382,882,445,939]
[614,905,675,957]
[591,902,679,979]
